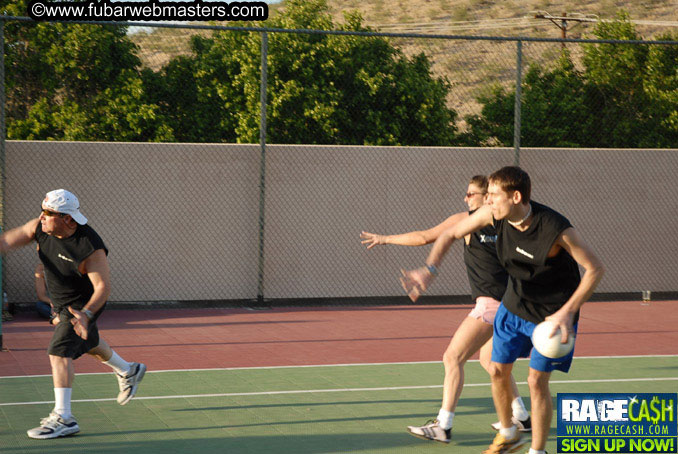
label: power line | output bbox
[373,13,678,35]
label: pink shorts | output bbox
[468,296,501,324]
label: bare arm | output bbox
[425,204,494,268]
[68,249,111,339]
[0,218,39,254]
[34,263,53,306]
[361,212,468,249]
[545,227,605,342]
[400,205,494,301]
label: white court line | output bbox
[1,354,676,380]
[1,377,677,407]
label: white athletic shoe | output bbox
[116,362,146,405]
[491,416,532,432]
[27,412,80,439]
[406,419,452,443]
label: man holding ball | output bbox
[401,166,604,454]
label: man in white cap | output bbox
[0,189,146,439]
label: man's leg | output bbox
[26,355,80,439]
[407,316,492,443]
[50,355,74,417]
[483,361,528,453]
[483,341,530,431]
[50,355,74,388]
[527,368,552,452]
[441,316,493,413]
[490,361,515,430]
[88,338,146,405]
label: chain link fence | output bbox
[1,17,677,306]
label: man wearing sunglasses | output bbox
[401,167,604,454]
[360,175,530,443]
[0,189,146,439]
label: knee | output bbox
[488,362,510,381]
[527,371,550,394]
[49,355,71,371]
[442,347,462,370]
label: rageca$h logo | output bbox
[562,395,675,425]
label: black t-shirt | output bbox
[35,223,108,311]
[494,201,581,323]
[463,210,508,301]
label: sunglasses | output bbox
[465,192,486,198]
[41,209,68,218]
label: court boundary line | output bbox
[1,354,676,380]
[1,376,677,407]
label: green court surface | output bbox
[1,356,676,454]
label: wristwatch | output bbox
[425,264,439,276]
[82,309,94,321]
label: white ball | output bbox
[531,320,575,359]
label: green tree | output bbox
[3,1,173,141]
[581,15,678,147]
[642,33,678,146]
[149,0,458,145]
[465,12,678,148]
[464,52,590,147]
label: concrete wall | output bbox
[4,141,677,303]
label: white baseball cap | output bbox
[42,189,88,225]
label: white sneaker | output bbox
[27,412,80,439]
[407,419,451,443]
[491,415,532,432]
[116,362,146,405]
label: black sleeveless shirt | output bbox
[35,223,108,311]
[494,201,581,323]
[463,210,508,301]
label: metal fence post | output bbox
[0,19,5,349]
[513,40,522,167]
[256,31,268,306]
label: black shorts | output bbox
[48,305,105,359]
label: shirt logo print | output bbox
[58,253,75,263]
[515,247,534,259]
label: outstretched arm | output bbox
[361,212,468,249]
[400,205,493,301]
[545,227,605,342]
[0,219,39,254]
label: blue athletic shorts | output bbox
[491,303,577,373]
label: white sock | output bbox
[53,388,72,419]
[103,350,132,376]
[512,396,529,421]
[499,425,517,439]
[436,409,454,430]
[529,449,546,454]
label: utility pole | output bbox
[532,11,598,47]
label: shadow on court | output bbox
[1,432,480,454]
[171,396,497,418]
[173,398,442,412]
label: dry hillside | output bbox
[132,0,677,126]
[303,0,677,39]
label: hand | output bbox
[399,267,434,302]
[360,231,385,249]
[68,307,89,340]
[544,311,575,344]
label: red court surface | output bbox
[1,300,676,377]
